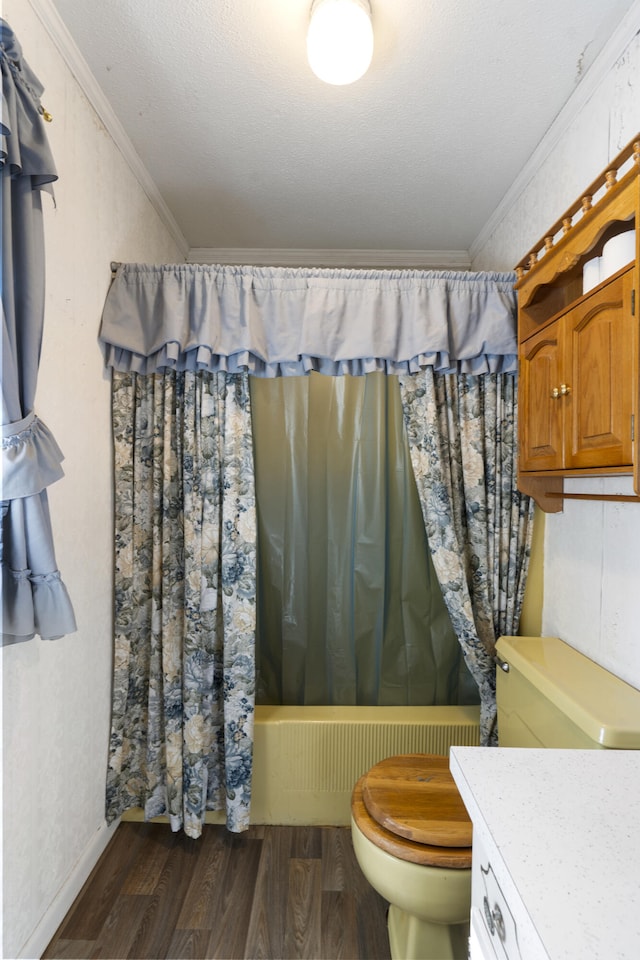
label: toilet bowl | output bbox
[351,754,472,960]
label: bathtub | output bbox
[122,703,481,827]
[250,704,480,825]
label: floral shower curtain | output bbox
[100,263,525,832]
[399,370,534,744]
[105,370,256,837]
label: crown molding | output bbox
[469,0,640,264]
[187,248,471,269]
[28,0,189,259]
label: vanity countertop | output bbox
[450,746,640,960]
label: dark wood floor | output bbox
[43,822,392,960]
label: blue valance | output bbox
[100,264,518,377]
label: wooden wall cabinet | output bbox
[514,136,640,512]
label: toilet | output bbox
[351,635,640,960]
[352,754,473,960]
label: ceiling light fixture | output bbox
[307,0,374,86]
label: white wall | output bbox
[472,21,640,691]
[1,3,184,958]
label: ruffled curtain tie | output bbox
[1,410,65,499]
[2,409,38,442]
[6,566,64,585]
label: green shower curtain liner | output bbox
[250,372,479,707]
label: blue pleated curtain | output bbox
[1,19,76,646]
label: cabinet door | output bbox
[519,323,563,471]
[565,271,635,469]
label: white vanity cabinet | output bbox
[465,812,546,960]
[450,747,640,960]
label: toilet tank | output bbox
[496,636,640,749]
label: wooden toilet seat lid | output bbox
[361,754,472,848]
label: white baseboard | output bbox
[18,819,119,960]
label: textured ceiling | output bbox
[49,0,637,254]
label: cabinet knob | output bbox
[560,383,571,396]
[551,387,560,399]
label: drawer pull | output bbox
[483,896,495,935]
[492,903,506,942]
[483,896,507,943]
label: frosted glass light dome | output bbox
[307,0,374,86]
